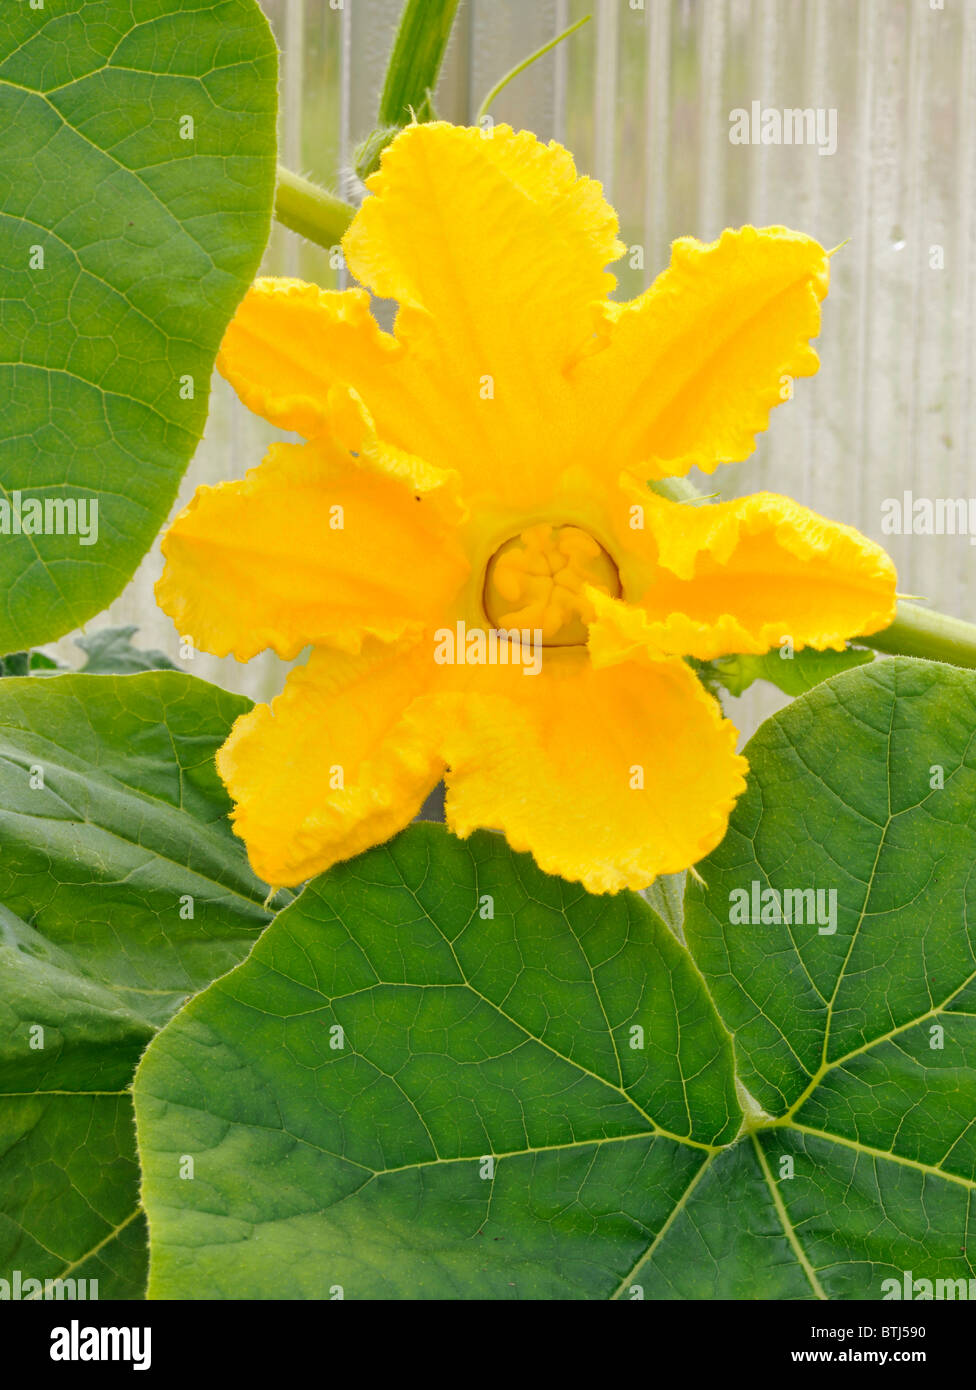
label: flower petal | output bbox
[216,277,479,503]
[340,121,626,510]
[411,652,747,895]
[595,484,897,663]
[157,437,468,661]
[218,126,627,512]
[344,121,623,367]
[570,225,829,478]
[216,280,397,441]
[216,640,442,886]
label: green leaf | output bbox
[0,650,62,677]
[134,824,740,1299]
[0,672,274,1298]
[0,0,277,651]
[133,658,976,1299]
[76,624,178,675]
[682,657,976,1296]
[712,644,874,698]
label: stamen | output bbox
[483,523,622,646]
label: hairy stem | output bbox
[860,601,976,669]
[377,0,460,129]
[274,166,355,250]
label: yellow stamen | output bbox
[483,523,622,645]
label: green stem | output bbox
[274,166,355,250]
[377,0,460,129]
[476,14,592,124]
[860,601,976,670]
[648,479,976,669]
[351,0,461,182]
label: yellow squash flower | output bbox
[156,122,896,895]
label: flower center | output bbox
[483,523,622,646]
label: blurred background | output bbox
[64,0,976,736]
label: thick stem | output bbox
[274,166,355,250]
[860,601,976,669]
[351,0,461,181]
[377,0,460,129]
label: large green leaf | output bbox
[0,0,277,649]
[134,824,740,1298]
[0,672,274,1298]
[682,657,976,1296]
[134,658,976,1299]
